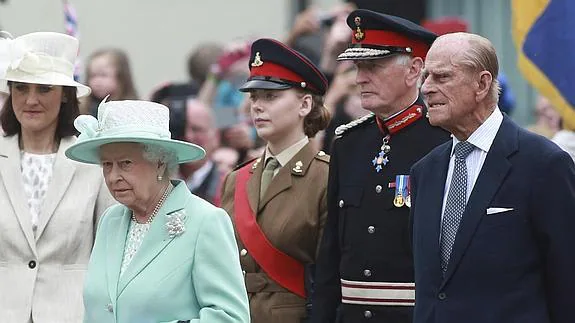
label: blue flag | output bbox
[512,0,575,130]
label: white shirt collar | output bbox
[451,106,503,156]
[187,160,214,190]
[265,136,309,167]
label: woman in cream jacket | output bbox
[0,32,115,322]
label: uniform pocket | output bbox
[337,186,364,247]
[337,185,363,208]
[270,303,306,323]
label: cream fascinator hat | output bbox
[0,31,90,97]
[65,99,206,164]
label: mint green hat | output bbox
[65,99,205,164]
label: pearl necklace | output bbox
[132,183,173,224]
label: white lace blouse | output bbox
[120,219,152,276]
[20,152,57,232]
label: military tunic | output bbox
[313,97,450,323]
[221,142,330,323]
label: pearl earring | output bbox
[157,175,163,181]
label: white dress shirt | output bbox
[186,160,214,191]
[552,129,575,163]
[441,107,504,216]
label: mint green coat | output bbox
[83,180,250,323]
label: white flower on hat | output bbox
[8,39,29,70]
[7,44,54,76]
[74,95,111,140]
[74,115,99,139]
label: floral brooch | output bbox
[165,209,186,238]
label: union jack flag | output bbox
[63,0,81,81]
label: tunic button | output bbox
[375,185,382,193]
[363,269,372,277]
[367,226,376,234]
[339,200,345,208]
[106,303,113,312]
[28,260,36,269]
[438,292,447,300]
[240,249,248,257]
[364,310,373,318]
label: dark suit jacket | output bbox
[410,116,575,323]
[189,162,222,205]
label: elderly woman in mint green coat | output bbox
[65,99,250,323]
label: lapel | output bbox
[106,206,131,306]
[247,157,263,213]
[0,135,37,256]
[35,137,78,239]
[191,161,216,197]
[258,142,316,210]
[420,142,451,280]
[117,180,191,296]
[441,117,517,286]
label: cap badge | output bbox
[251,52,264,67]
[354,16,365,42]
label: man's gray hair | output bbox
[393,54,412,66]
[141,143,179,177]
[394,54,424,88]
[452,33,501,102]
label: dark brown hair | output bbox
[86,48,138,100]
[300,90,331,138]
[0,83,80,139]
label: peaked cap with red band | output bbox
[338,9,437,61]
[239,38,328,95]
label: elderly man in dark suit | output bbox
[410,32,575,323]
[179,99,224,204]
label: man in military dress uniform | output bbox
[311,10,451,323]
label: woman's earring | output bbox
[157,175,163,181]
